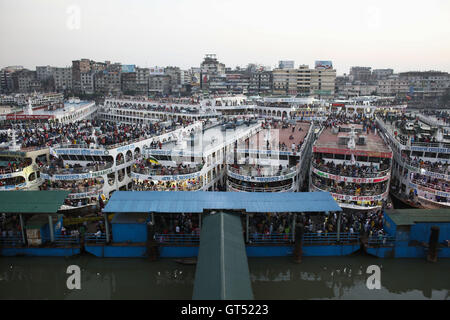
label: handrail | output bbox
[311,161,391,178]
[42,235,80,245]
[247,232,360,244]
[227,164,297,178]
[40,162,113,175]
[227,180,294,192]
[311,181,387,197]
[84,233,108,243]
[154,233,200,244]
[0,236,24,246]
[367,235,396,246]
[133,164,204,176]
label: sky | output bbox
[1,0,449,75]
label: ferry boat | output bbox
[131,117,262,192]
[376,109,450,209]
[309,119,393,211]
[226,119,315,192]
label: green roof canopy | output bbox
[0,191,70,214]
[193,212,254,300]
[386,209,450,226]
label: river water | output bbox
[0,254,449,300]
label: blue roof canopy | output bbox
[104,191,342,214]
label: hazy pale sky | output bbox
[1,0,449,75]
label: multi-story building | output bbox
[249,71,273,94]
[399,71,450,100]
[72,59,92,93]
[121,71,137,94]
[350,67,372,82]
[338,83,378,98]
[278,60,295,69]
[36,66,54,82]
[165,66,183,94]
[272,65,311,95]
[310,61,336,98]
[149,74,171,95]
[225,72,250,94]
[11,70,37,93]
[372,69,394,80]
[377,77,409,96]
[53,67,72,92]
[80,71,95,94]
[136,67,149,95]
[200,54,225,75]
[0,67,19,94]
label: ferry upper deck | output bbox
[310,120,393,211]
[227,120,314,192]
[132,119,262,192]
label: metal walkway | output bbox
[192,212,254,300]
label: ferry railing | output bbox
[154,233,200,244]
[133,164,204,176]
[227,181,294,192]
[249,233,294,244]
[46,185,103,194]
[227,164,297,178]
[302,232,360,244]
[40,162,113,175]
[84,233,108,244]
[311,161,391,178]
[42,235,80,246]
[311,182,387,197]
[411,179,450,193]
[367,235,396,247]
[0,236,24,247]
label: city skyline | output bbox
[1,0,450,74]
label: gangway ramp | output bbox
[192,211,254,300]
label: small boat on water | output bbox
[174,258,197,265]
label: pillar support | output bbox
[48,215,54,242]
[105,213,110,243]
[19,214,26,245]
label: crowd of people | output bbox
[39,157,112,175]
[421,110,450,125]
[153,213,201,237]
[133,158,203,176]
[403,157,449,175]
[106,102,207,115]
[39,178,104,194]
[411,173,450,193]
[0,119,188,150]
[228,163,294,178]
[0,158,32,174]
[132,178,203,191]
[312,157,390,178]
[311,175,388,197]
[246,210,386,242]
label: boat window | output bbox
[437,153,450,159]
[357,156,368,162]
[424,152,436,158]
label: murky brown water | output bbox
[0,254,448,300]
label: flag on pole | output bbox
[49,147,59,158]
[147,156,159,165]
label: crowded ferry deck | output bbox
[227,120,314,192]
[377,109,450,209]
[310,114,393,211]
[132,118,262,192]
